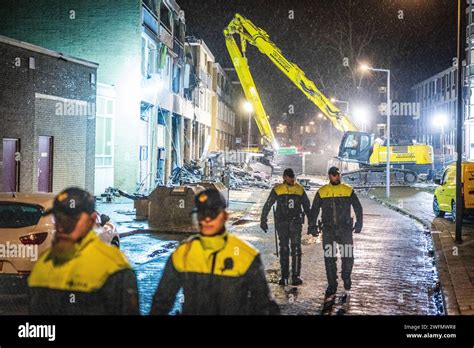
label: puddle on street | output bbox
[120,233,182,315]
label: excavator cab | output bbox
[338,131,374,164]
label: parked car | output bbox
[0,192,119,278]
[433,161,474,222]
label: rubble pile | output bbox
[227,163,271,190]
[169,161,271,190]
[170,161,203,185]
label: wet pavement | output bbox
[0,185,445,315]
[120,233,182,315]
[369,186,474,315]
[260,192,443,315]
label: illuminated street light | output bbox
[433,113,448,128]
[353,105,370,132]
[243,101,253,113]
[318,113,323,119]
[360,63,371,71]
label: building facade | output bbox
[412,64,458,166]
[212,63,236,151]
[465,1,474,160]
[0,35,97,193]
[0,0,238,194]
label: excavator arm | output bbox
[224,16,277,149]
[224,14,433,187]
[224,13,358,146]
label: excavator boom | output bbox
[224,13,358,140]
[224,14,433,186]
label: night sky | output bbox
[179,0,458,120]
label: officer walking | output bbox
[151,188,279,315]
[28,187,139,315]
[308,167,363,306]
[260,168,311,286]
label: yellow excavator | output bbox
[224,13,434,186]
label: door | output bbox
[440,167,456,212]
[437,168,450,211]
[2,138,20,192]
[38,136,53,192]
[463,163,474,209]
[445,167,457,212]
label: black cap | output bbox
[44,187,95,217]
[283,168,295,178]
[328,166,340,175]
[193,189,227,214]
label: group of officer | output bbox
[28,165,362,315]
[261,166,363,305]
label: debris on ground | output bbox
[169,160,272,189]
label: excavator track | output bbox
[341,167,418,188]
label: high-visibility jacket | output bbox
[309,182,363,233]
[28,231,139,315]
[261,182,311,224]
[150,230,279,315]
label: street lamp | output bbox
[434,112,448,169]
[243,101,253,150]
[330,97,350,113]
[361,63,391,198]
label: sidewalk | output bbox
[368,187,474,315]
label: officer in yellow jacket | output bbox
[150,189,279,315]
[28,187,139,315]
[308,167,363,306]
[260,168,311,286]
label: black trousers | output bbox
[276,219,302,279]
[322,229,354,294]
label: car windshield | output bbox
[0,202,44,228]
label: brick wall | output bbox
[0,0,143,193]
[0,40,97,193]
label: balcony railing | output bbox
[160,24,173,49]
[142,6,158,35]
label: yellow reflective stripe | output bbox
[273,183,305,196]
[28,232,131,292]
[172,234,258,277]
[318,183,353,198]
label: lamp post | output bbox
[243,101,253,150]
[455,0,466,243]
[330,97,350,113]
[361,64,391,198]
[434,113,448,169]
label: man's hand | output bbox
[260,220,269,233]
[353,222,362,234]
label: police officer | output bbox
[151,188,279,315]
[28,187,139,315]
[308,167,363,305]
[260,168,311,286]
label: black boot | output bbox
[291,276,303,286]
[278,277,288,286]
